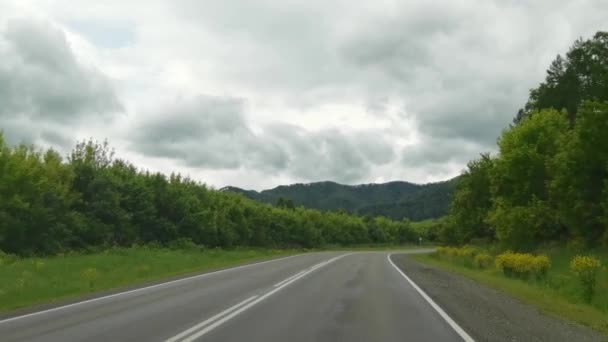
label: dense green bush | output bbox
[0,135,416,256]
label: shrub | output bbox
[436,245,480,268]
[436,246,478,258]
[168,238,199,251]
[495,251,550,279]
[436,246,457,257]
[570,255,601,302]
[456,245,479,258]
[530,255,550,279]
[0,250,18,265]
[566,238,586,252]
[473,253,493,269]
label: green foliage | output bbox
[551,102,608,244]
[518,31,608,123]
[441,32,608,251]
[0,134,417,256]
[570,255,602,302]
[447,154,495,244]
[475,103,608,250]
[473,253,493,269]
[446,92,608,250]
[435,245,480,268]
[225,178,457,221]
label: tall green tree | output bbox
[488,109,568,249]
[447,154,495,244]
[518,31,608,124]
[551,102,608,245]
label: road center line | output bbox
[273,270,306,287]
[387,253,475,342]
[167,253,352,342]
[308,260,328,271]
[165,295,258,342]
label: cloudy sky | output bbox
[1,1,606,190]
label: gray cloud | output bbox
[130,95,395,183]
[0,19,122,145]
[167,2,521,155]
[170,0,608,166]
[402,137,487,167]
[3,1,608,188]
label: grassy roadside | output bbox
[0,244,429,314]
[410,253,608,335]
[0,247,302,313]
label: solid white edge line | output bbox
[165,295,258,342]
[387,254,475,342]
[0,253,308,325]
[174,253,353,342]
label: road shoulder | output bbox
[391,254,606,342]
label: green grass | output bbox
[0,247,301,313]
[411,248,608,335]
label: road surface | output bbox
[0,251,472,342]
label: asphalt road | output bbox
[0,251,470,342]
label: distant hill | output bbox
[220,178,458,221]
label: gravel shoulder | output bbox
[391,254,606,342]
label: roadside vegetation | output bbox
[412,246,608,334]
[412,32,608,334]
[0,135,420,258]
[0,247,299,313]
[0,130,421,311]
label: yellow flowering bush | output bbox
[530,255,550,277]
[473,253,493,269]
[456,246,479,258]
[570,255,601,302]
[495,251,550,278]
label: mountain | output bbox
[220,178,458,221]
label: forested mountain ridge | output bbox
[221,178,458,221]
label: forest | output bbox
[0,137,417,256]
[224,178,456,221]
[439,31,608,250]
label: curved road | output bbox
[0,251,471,342]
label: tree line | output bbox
[0,137,417,256]
[226,179,455,221]
[442,32,608,250]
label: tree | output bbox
[489,109,568,249]
[517,31,608,124]
[447,153,495,244]
[551,102,608,245]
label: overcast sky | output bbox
[1,1,606,190]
